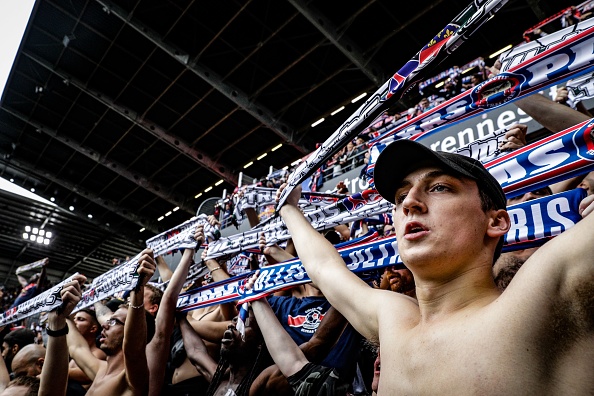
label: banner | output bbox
[16,257,48,275]
[177,188,587,310]
[146,214,218,257]
[0,274,79,326]
[205,189,392,260]
[371,18,594,144]
[74,254,142,312]
[276,0,509,209]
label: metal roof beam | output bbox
[0,140,160,234]
[287,0,386,86]
[22,51,237,186]
[3,104,195,217]
[95,0,309,155]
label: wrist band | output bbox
[46,324,69,337]
[129,302,144,309]
[209,267,221,274]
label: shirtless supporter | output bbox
[68,309,106,393]
[65,249,156,396]
[277,139,594,395]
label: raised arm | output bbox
[93,301,113,326]
[179,315,218,381]
[277,185,383,340]
[512,195,594,322]
[147,225,201,396]
[515,93,590,134]
[259,233,295,265]
[155,255,174,282]
[246,272,308,378]
[123,248,155,394]
[66,319,102,380]
[40,274,86,396]
[187,317,231,344]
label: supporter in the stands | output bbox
[68,309,106,393]
[144,284,163,317]
[66,249,156,396]
[2,329,35,372]
[11,260,48,310]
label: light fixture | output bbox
[24,225,53,245]
[69,206,74,211]
[215,180,224,186]
[435,81,445,89]
[461,67,474,74]
[282,166,289,170]
[271,144,282,151]
[331,106,345,116]
[311,118,325,127]
[351,93,367,103]
[172,207,179,212]
[257,153,267,160]
[243,161,253,169]
[30,188,35,192]
[204,186,213,193]
[139,228,145,232]
[157,216,164,221]
[165,211,172,217]
[195,193,203,199]
[291,159,301,166]
[50,197,55,202]
[9,178,14,183]
[489,44,512,59]
[87,214,93,219]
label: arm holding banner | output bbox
[123,248,155,394]
[147,226,202,396]
[503,194,594,337]
[156,256,173,282]
[179,315,217,381]
[277,185,417,341]
[40,274,86,396]
[66,320,103,380]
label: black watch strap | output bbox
[46,324,69,337]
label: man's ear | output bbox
[11,344,19,356]
[37,357,44,369]
[148,304,158,316]
[487,209,510,238]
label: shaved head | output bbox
[11,345,45,377]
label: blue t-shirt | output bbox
[267,295,360,378]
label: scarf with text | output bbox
[370,17,594,144]
[15,258,48,275]
[176,188,586,310]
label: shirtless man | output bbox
[66,248,156,396]
[68,309,106,388]
[278,139,594,395]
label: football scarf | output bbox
[176,188,587,311]
[15,258,48,275]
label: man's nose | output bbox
[401,188,426,215]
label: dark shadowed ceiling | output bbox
[0,0,577,285]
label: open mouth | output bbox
[405,222,427,235]
[221,329,234,345]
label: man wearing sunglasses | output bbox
[66,248,156,396]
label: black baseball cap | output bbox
[374,140,506,210]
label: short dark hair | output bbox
[3,329,35,349]
[145,284,163,306]
[78,308,101,335]
[7,375,40,395]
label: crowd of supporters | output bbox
[1,3,594,396]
